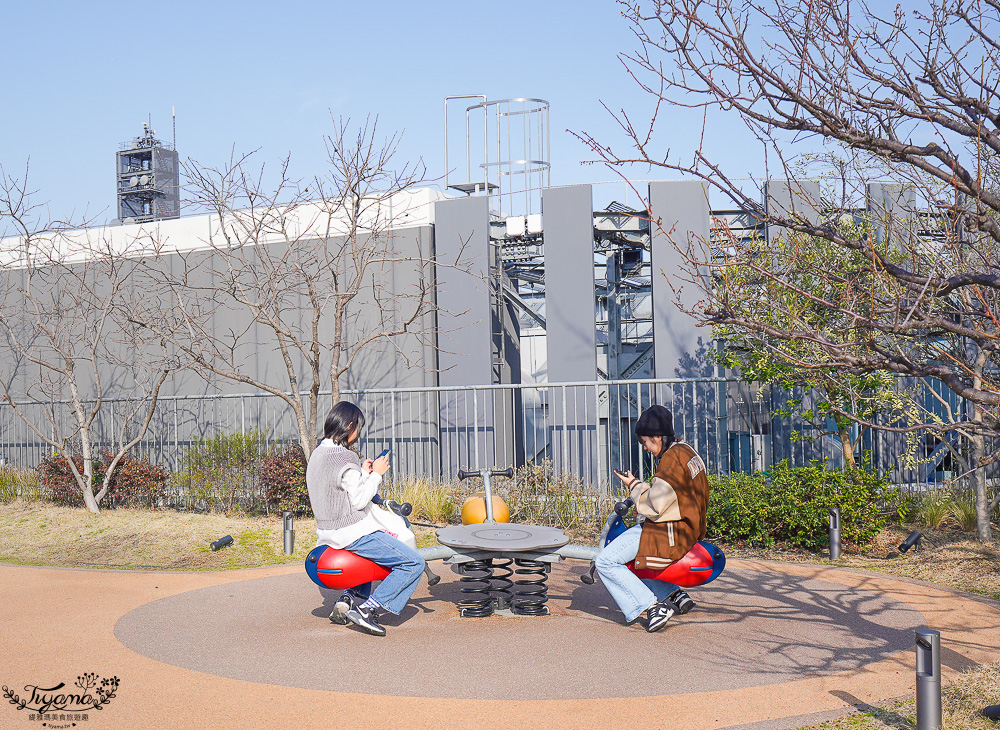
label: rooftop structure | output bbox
[116,123,180,224]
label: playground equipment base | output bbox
[8,559,1000,730]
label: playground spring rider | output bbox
[304,475,725,620]
[581,497,726,588]
[435,468,569,617]
[304,496,420,592]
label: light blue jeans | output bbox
[346,531,425,615]
[595,524,679,623]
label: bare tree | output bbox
[576,0,1000,538]
[0,165,180,513]
[128,116,455,459]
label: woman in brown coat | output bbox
[594,405,710,632]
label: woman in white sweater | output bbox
[306,401,425,636]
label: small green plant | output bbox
[0,466,39,502]
[948,488,978,532]
[918,491,953,529]
[176,430,272,513]
[504,460,605,531]
[383,478,458,524]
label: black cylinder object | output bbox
[828,507,842,559]
[915,629,942,730]
[210,535,234,551]
[899,530,923,553]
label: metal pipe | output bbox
[915,629,942,730]
[555,544,600,561]
[418,544,457,562]
[482,470,496,523]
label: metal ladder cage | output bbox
[444,96,551,219]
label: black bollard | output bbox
[210,535,234,551]
[283,512,295,555]
[915,629,942,730]
[828,507,841,559]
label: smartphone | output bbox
[376,449,390,459]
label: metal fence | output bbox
[0,377,989,496]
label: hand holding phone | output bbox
[372,448,391,476]
[613,469,635,485]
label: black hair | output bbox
[635,405,675,458]
[322,401,365,448]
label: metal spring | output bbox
[489,556,513,611]
[512,558,550,616]
[458,558,495,617]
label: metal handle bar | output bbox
[614,497,635,516]
[371,494,413,517]
[457,467,514,480]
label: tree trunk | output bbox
[971,407,991,542]
[295,400,314,461]
[837,419,857,470]
[970,349,991,541]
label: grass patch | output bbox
[721,524,1000,602]
[0,500,439,570]
[796,660,1000,729]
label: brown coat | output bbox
[630,440,709,570]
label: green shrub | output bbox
[180,430,271,473]
[260,444,310,516]
[707,460,891,550]
[176,430,271,513]
[36,454,106,507]
[101,450,169,508]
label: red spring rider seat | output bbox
[627,541,726,587]
[305,545,389,590]
[601,499,726,588]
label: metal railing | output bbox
[0,377,990,495]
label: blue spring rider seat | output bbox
[305,545,389,590]
[604,508,726,588]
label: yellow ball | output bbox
[461,492,511,524]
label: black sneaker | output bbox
[646,599,676,633]
[346,603,386,637]
[668,589,696,615]
[330,591,357,625]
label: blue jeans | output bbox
[346,531,425,615]
[595,524,679,623]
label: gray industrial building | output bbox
[0,97,949,486]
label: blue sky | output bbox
[2,0,767,223]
